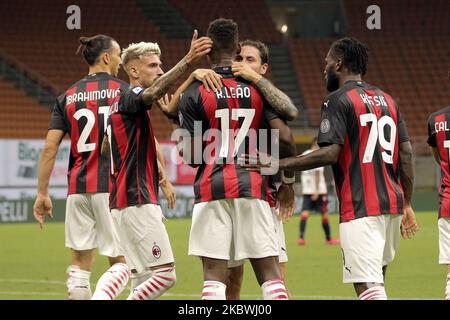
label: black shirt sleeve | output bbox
[48,95,68,132]
[317,93,348,147]
[263,103,281,123]
[427,114,437,147]
[396,106,410,144]
[118,87,151,114]
[178,88,202,136]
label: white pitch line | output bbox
[0,279,441,300]
[0,278,65,285]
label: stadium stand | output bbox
[170,0,282,44]
[0,79,51,139]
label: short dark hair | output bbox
[330,37,369,76]
[78,34,116,66]
[206,18,239,55]
[239,40,269,64]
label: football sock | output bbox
[66,265,92,300]
[359,286,387,300]
[300,216,307,239]
[201,281,226,300]
[322,217,331,241]
[91,263,130,300]
[261,279,289,300]
[127,266,176,300]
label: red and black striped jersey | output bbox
[178,66,277,205]
[427,107,450,218]
[49,72,127,195]
[108,86,159,209]
[317,80,409,223]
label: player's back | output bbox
[427,106,450,218]
[51,72,128,194]
[179,66,275,204]
[318,80,409,222]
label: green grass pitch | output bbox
[0,211,445,300]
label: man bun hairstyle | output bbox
[77,34,116,66]
[330,37,369,76]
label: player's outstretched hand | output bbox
[192,69,222,92]
[277,183,295,222]
[186,30,213,64]
[401,206,419,239]
[231,62,262,83]
[33,193,53,229]
[155,93,172,113]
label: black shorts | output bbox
[301,194,328,213]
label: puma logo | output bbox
[323,100,330,108]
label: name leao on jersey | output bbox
[66,88,120,105]
[435,121,449,133]
[215,85,251,100]
[359,93,388,107]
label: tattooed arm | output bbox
[141,30,213,105]
[231,62,298,121]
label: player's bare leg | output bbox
[226,265,244,300]
[67,249,95,299]
[200,257,228,300]
[91,255,130,300]
[322,211,339,245]
[278,262,292,299]
[298,211,310,245]
[250,256,288,300]
[127,262,176,300]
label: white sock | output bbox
[128,269,154,298]
[201,280,226,300]
[127,266,176,300]
[261,279,289,300]
[445,273,450,300]
[359,286,387,300]
[67,265,92,300]
[91,263,130,300]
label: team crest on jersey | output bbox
[152,244,161,259]
[132,86,143,95]
[320,119,331,133]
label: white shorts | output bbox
[189,198,278,261]
[65,193,122,257]
[438,218,450,264]
[228,208,288,268]
[340,214,402,284]
[111,204,174,273]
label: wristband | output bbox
[281,172,295,184]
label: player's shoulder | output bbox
[322,86,351,109]
[428,106,450,123]
[181,81,203,103]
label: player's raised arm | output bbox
[157,69,222,119]
[232,61,298,121]
[34,129,65,228]
[141,30,213,105]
